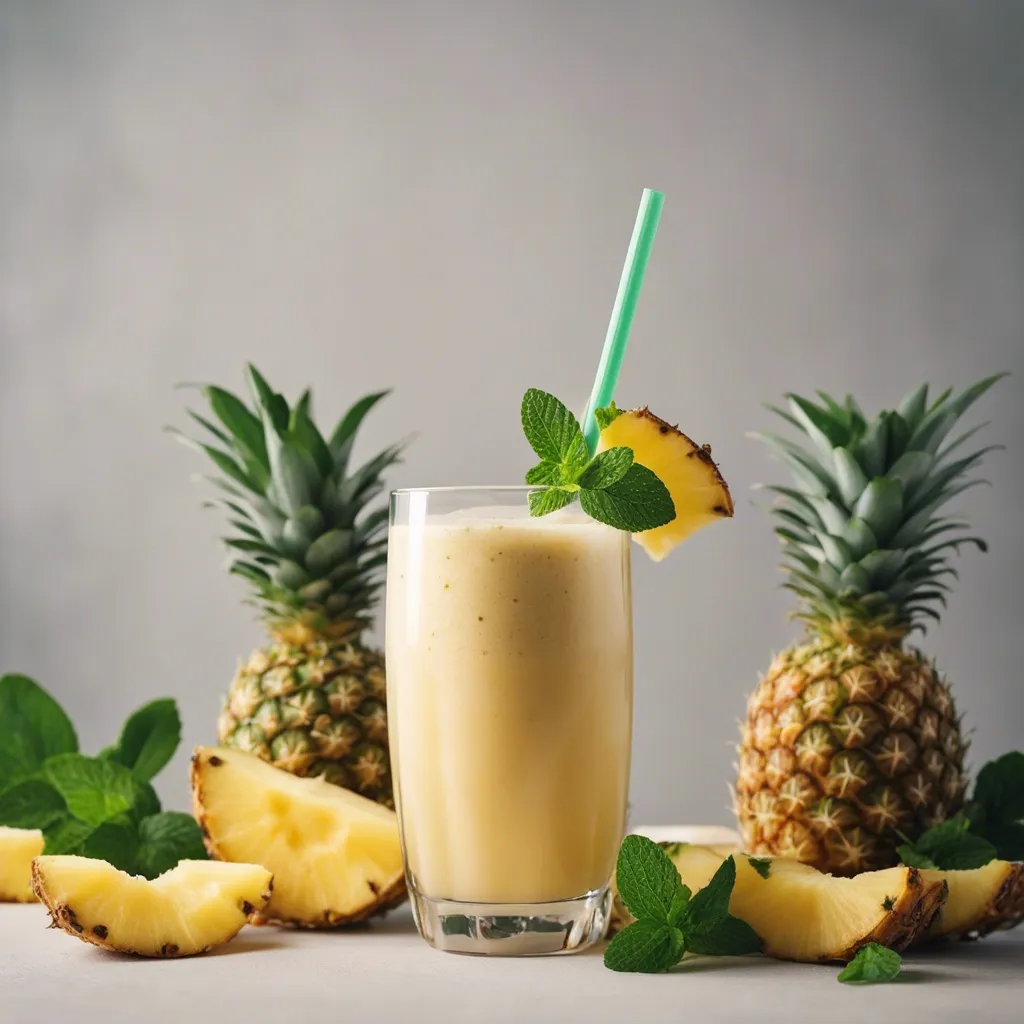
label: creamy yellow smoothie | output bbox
[386,505,633,904]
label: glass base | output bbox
[409,882,612,956]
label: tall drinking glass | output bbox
[385,486,633,955]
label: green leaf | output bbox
[0,675,78,784]
[133,780,162,821]
[328,390,391,475]
[603,920,680,973]
[82,819,139,874]
[837,943,902,984]
[42,815,95,855]
[0,778,66,829]
[305,529,354,575]
[594,402,624,431]
[579,464,675,533]
[973,751,1024,825]
[577,446,634,490]
[528,488,575,517]
[832,448,868,508]
[896,382,929,432]
[684,914,762,957]
[42,755,136,827]
[841,518,879,560]
[134,812,208,879]
[202,385,268,466]
[667,884,692,927]
[897,814,997,871]
[853,478,903,543]
[102,699,181,782]
[264,421,316,515]
[895,843,938,870]
[525,460,569,485]
[681,855,736,935]
[245,364,289,434]
[289,401,335,480]
[787,394,849,450]
[168,429,264,496]
[888,451,934,494]
[615,834,683,923]
[747,856,771,879]
[521,389,589,471]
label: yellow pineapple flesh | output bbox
[32,856,272,957]
[597,407,733,561]
[0,826,43,902]
[923,861,1024,939]
[192,745,405,927]
[621,844,946,962]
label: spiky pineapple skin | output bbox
[736,637,967,875]
[218,633,392,807]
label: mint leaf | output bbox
[684,914,762,956]
[616,834,683,923]
[594,402,624,432]
[577,446,633,490]
[748,857,772,879]
[521,389,589,471]
[681,855,736,935]
[42,755,137,827]
[604,920,681,973]
[135,812,208,879]
[897,814,997,871]
[133,781,162,821]
[43,815,95,855]
[0,778,66,829]
[973,751,1024,822]
[837,943,902,984]
[102,698,181,782]
[528,488,575,517]
[82,819,139,874]
[0,675,78,783]
[667,884,692,927]
[525,460,570,486]
[579,463,675,532]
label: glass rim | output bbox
[390,485,538,496]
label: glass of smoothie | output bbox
[386,486,633,954]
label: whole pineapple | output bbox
[737,376,1004,875]
[176,366,401,806]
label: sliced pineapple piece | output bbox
[32,856,271,957]
[191,746,405,927]
[923,861,1024,940]
[598,407,733,561]
[0,826,44,902]
[615,844,946,962]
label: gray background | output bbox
[1,0,1021,824]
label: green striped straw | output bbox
[582,188,665,453]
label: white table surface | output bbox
[2,903,1021,1023]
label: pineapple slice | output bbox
[617,845,946,962]
[597,408,733,561]
[32,856,272,957]
[923,861,1024,940]
[191,746,405,927]
[0,826,44,902]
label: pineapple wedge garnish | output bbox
[616,844,946,962]
[597,407,733,560]
[32,856,272,957]
[923,861,1024,940]
[0,826,44,902]
[191,746,405,927]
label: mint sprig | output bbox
[0,674,206,879]
[605,836,761,973]
[837,943,902,984]
[521,389,674,533]
[897,749,1024,869]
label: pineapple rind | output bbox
[0,826,43,902]
[192,746,406,928]
[31,855,272,957]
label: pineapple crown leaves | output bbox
[171,365,405,626]
[751,374,1007,633]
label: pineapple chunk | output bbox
[32,856,272,957]
[616,845,946,962]
[191,746,405,927]
[598,408,733,561]
[923,861,1024,939]
[0,826,43,902]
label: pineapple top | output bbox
[176,365,402,637]
[756,376,1004,638]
